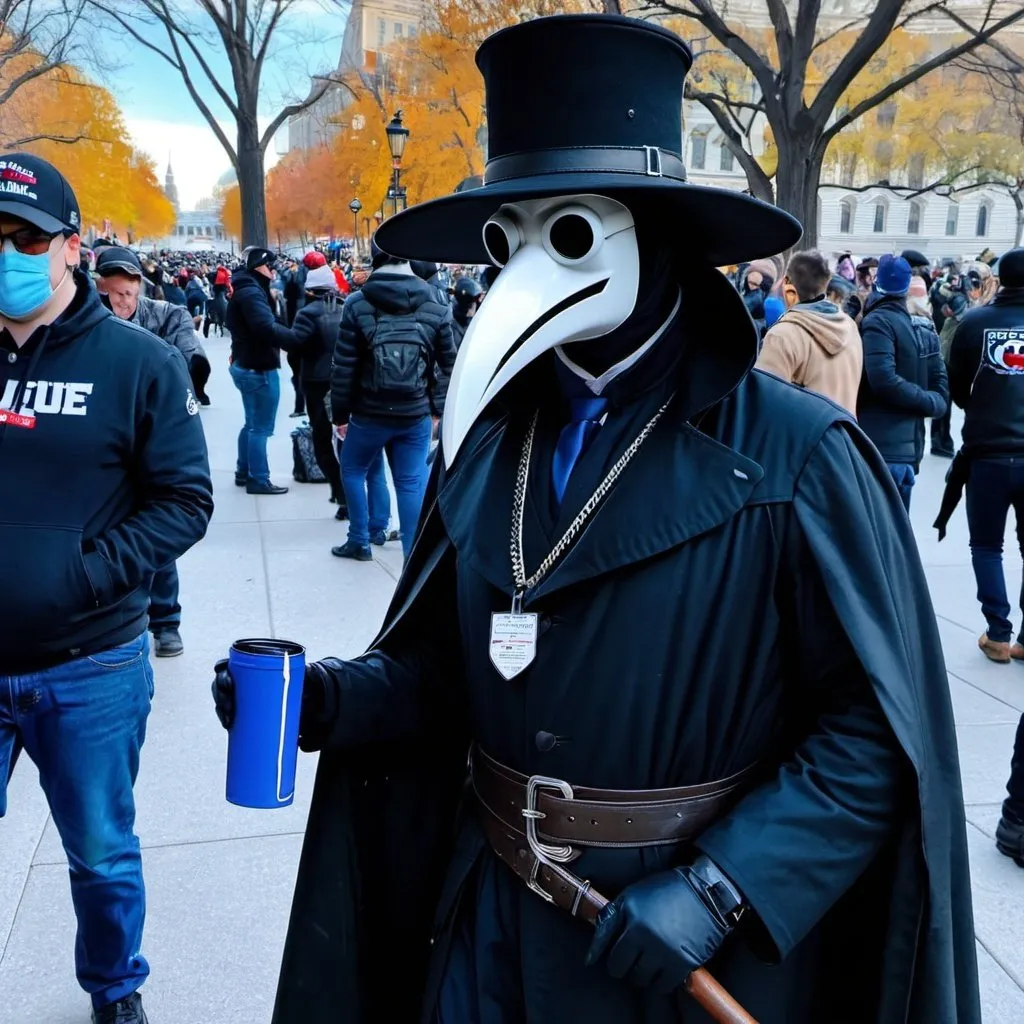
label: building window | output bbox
[907,200,922,235]
[976,201,991,237]
[407,23,416,37]
[908,154,926,190]
[377,17,385,47]
[394,22,402,36]
[839,198,854,234]
[187,225,194,236]
[873,200,886,233]
[690,132,706,170]
[719,144,734,172]
[946,200,959,237]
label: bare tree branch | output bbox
[685,83,774,203]
[658,0,778,105]
[91,4,239,165]
[820,4,1024,150]
[259,79,329,152]
[807,0,904,126]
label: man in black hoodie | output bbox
[331,243,457,561]
[0,154,212,1024]
[947,249,1024,667]
[226,246,298,494]
[945,248,1024,864]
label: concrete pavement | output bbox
[2,344,1024,1021]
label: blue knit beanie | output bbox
[875,254,912,296]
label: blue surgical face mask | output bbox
[0,244,58,320]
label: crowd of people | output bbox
[2,44,1024,1015]
[737,242,1024,698]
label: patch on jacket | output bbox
[985,328,1024,374]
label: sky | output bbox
[102,2,350,209]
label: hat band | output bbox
[484,145,686,185]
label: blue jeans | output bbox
[0,634,154,1008]
[966,457,1024,644]
[230,364,280,485]
[887,462,915,512]
[342,415,432,559]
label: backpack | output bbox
[366,310,431,397]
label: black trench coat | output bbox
[271,268,979,1024]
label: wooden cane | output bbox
[589,890,758,1024]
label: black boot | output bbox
[93,992,148,1023]
[332,540,372,561]
[997,814,1024,866]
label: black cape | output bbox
[271,268,979,1024]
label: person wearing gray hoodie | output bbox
[755,250,863,416]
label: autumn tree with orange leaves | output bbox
[0,12,174,242]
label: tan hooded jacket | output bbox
[756,300,864,416]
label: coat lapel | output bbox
[435,402,765,603]
[529,412,764,602]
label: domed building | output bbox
[147,159,235,252]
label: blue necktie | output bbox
[551,395,609,506]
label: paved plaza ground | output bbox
[3,343,1024,1022]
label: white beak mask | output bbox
[441,194,640,467]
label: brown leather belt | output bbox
[470,745,756,924]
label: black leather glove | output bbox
[212,658,234,729]
[585,857,743,995]
[211,657,330,736]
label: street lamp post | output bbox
[348,197,362,260]
[385,110,410,219]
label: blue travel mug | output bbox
[226,638,306,809]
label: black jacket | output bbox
[0,272,213,672]
[227,269,297,371]
[948,288,1024,457]
[273,268,979,1024]
[331,267,457,424]
[858,293,948,464]
[291,295,341,383]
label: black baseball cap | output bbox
[96,246,143,278]
[0,152,80,234]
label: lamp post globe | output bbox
[385,110,410,161]
[385,111,410,219]
[349,197,362,259]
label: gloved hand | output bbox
[585,860,740,995]
[211,657,332,736]
[212,658,234,729]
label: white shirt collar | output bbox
[554,289,682,395]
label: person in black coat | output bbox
[329,244,457,562]
[946,249,1024,665]
[290,265,345,508]
[857,255,948,511]
[226,247,299,495]
[282,259,308,416]
[947,249,1024,859]
[214,17,978,1024]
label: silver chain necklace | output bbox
[509,396,674,612]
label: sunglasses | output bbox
[0,225,62,256]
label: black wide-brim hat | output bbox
[375,15,801,267]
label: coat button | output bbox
[7,351,15,363]
[535,730,557,753]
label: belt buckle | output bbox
[523,775,575,865]
[643,145,662,176]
